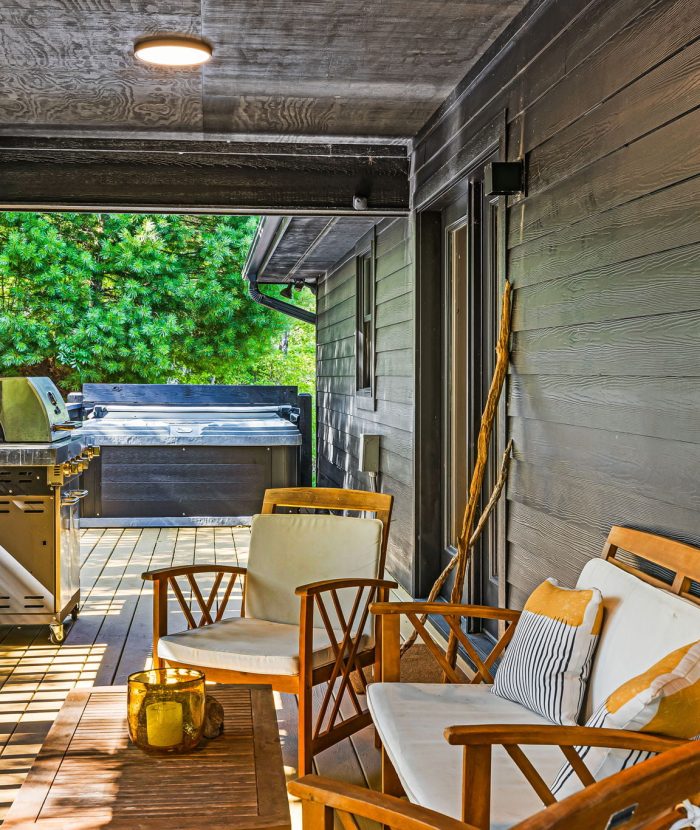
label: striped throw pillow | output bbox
[492,579,603,724]
[551,639,700,798]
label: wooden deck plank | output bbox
[92,529,162,686]
[0,526,378,829]
[111,528,174,685]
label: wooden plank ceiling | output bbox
[0,0,528,140]
[252,217,377,283]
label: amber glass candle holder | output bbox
[127,668,205,754]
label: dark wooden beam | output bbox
[0,137,409,214]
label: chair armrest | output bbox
[443,723,687,829]
[144,564,248,655]
[142,564,247,581]
[288,775,473,830]
[370,601,521,623]
[296,577,398,597]
[444,723,684,753]
[370,602,520,685]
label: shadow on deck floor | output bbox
[0,527,381,828]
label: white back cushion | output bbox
[244,513,384,626]
[576,558,700,717]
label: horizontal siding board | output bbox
[317,316,354,346]
[513,0,700,155]
[317,390,415,432]
[375,217,410,256]
[321,439,412,486]
[416,0,653,180]
[375,291,413,327]
[317,417,413,460]
[511,310,700,377]
[508,106,700,247]
[316,295,354,330]
[523,36,700,194]
[415,0,614,173]
[509,374,700,444]
[317,337,354,361]
[316,376,354,395]
[317,355,354,377]
[375,321,413,352]
[375,265,413,305]
[510,417,700,512]
[375,241,414,281]
[376,349,414,378]
[315,376,414,405]
[376,375,414,405]
[509,174,700,287]
[507,500,602,588]
[508,459,700,550]
[317,270,355,314]
[511,243,700,332]
[415,112,503,209]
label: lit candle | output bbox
[146,700,183,747]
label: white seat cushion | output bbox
[576,559,700,717]
[368,683,564,829]
[158,616,370,677]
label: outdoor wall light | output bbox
[134,36,212,66]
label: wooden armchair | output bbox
[142,486,395,775]
[288,740,700,830]
[369,527,700,827]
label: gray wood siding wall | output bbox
[413,0,700,607]
[316,218,415,590]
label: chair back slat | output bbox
[603,526,700,605]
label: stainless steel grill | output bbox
[78,384,311,526]
[0,377,99,644]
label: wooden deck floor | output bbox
[0,527,380,827]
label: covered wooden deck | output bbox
[0,527,380,827]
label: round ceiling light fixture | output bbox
[134,35,212,66]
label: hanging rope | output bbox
[401,279,513,661]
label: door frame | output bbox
[413,111,508,612]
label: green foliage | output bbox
[235,284,316,395]
[0,212,316,397]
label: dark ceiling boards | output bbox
[0,0,528,140]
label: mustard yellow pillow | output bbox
[492,578,603,725]
[551,639,700,798]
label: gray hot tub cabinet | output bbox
[78,384,311,526]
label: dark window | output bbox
[356,249,375,395]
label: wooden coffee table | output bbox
[3,684,291,830]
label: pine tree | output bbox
[0,212,314,394]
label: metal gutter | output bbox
[243,217,317,325]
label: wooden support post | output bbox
[298,593,316,776]
[382,748,404,798]
[152,578,167,670]
[462,746,492,830]
[380,614,401,682]
[301,799,334,830]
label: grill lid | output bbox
[0,377,80,444]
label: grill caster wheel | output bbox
[49,623,65,646]
[71,606,80,622]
